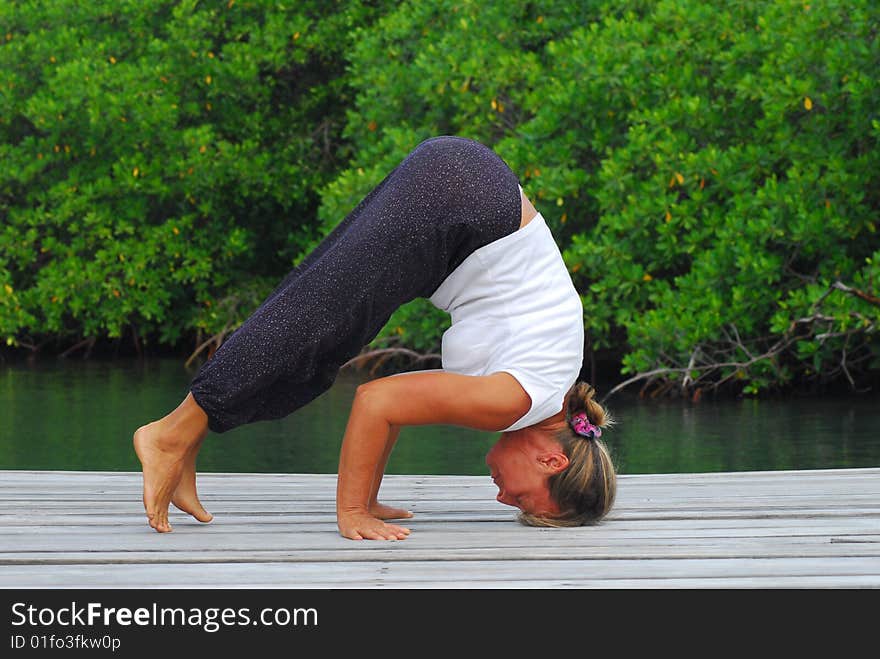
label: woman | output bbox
[134,135,616,540]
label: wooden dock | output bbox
[0,467,878,588]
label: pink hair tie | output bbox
[570,412,601,439]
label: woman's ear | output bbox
[538,451,569,474]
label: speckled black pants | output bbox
[189,135,522,433]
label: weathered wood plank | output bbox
[2,521,878,543]
[1,556,879,588]
[2,535,879,565]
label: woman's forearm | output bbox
[336,387,394,515]
[369,424,401,505]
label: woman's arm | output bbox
[336,370,531,540]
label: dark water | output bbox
[1,358,878,475]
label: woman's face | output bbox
[484,431,566,517]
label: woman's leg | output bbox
[188,135,522,433]
[136,135,521,531]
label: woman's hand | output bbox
[337,509,411,541]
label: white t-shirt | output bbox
[428,186,584,431]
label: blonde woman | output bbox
[134,136,616,540]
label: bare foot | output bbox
[369,502,413,520]
[133,421,192,533]
[171,434,213,523]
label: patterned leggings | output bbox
[189,135,522,433]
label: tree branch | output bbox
[341,347,441,376]
[185,321,234,368]
[602,278,879,401]
[832,280,880,307]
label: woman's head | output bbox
[521,382,617,527]
[485,381,617,527]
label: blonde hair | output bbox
[519,381,617,527]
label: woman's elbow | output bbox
[352,382,391,419]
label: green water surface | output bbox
[1,358,878,475]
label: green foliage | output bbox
[0,0,391,350]
[556,0,880,394]
[2,0,878,395]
